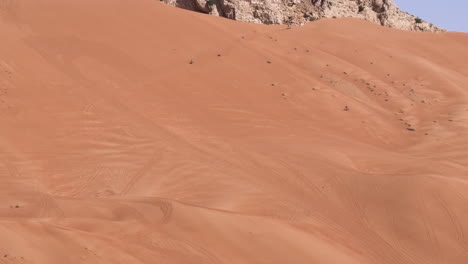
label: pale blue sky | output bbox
[393,0,468,32]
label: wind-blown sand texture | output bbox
[1,0,468,263]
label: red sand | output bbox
[1,0,468,263]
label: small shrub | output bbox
[415,17,422,24]
[358,6,364,13]
[207,0,216,6]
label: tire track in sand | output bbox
[120,151,163,195]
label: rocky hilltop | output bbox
[162,0,444,32]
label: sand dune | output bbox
[1,0,468,263]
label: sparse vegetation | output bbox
[207,0,216,6]
[358,6,364,13]
[415,17,422,24]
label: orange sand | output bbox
[1,0,468,263]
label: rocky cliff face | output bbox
[162,0,444,32]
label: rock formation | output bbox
[161,0,444,32]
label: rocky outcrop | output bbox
[161,0,444,32]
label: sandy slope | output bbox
[1,0,468,263]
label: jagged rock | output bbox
[161,0,444,32]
